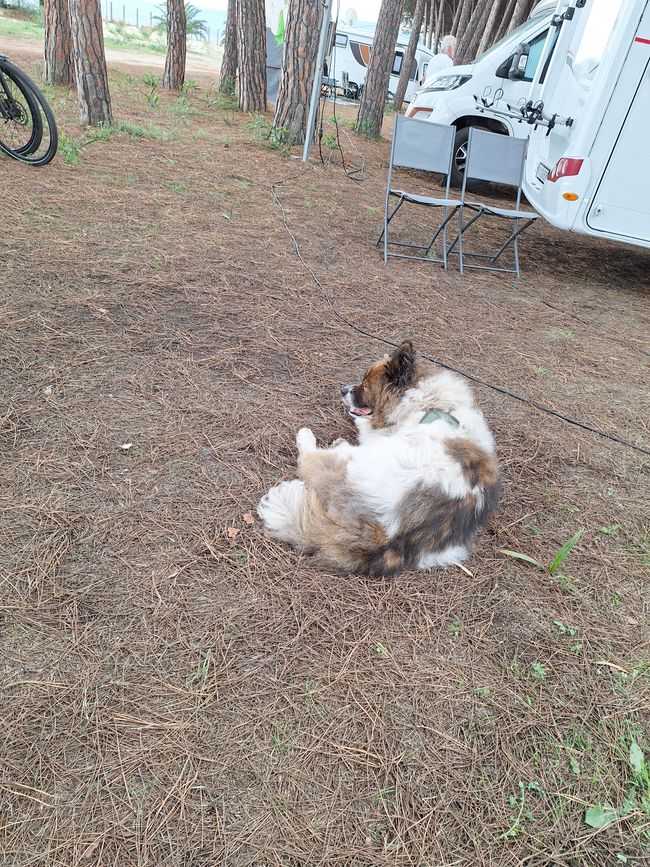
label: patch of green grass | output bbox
[164,182,188,193]
[531,662,548,681]
[552,619,578,637]
[247,114,290,150]
[600,523,621,535]
[186,649,213,689]
[57,132,84,166]
[448,619,462,638]
[372,786,396,806]
[0,15,44,40]
[500,529,584,581]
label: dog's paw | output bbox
[330,437,347,448]
[296,427,317,454]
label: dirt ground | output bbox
[1,44,649,867]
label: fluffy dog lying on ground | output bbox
[258,340,500,576]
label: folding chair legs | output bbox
[450,210,537,276]
[376,196,406,247]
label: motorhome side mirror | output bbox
[508,43,530,80]
[496,56,513,78]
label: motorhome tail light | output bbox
[407,106,433,118]
[547,158,584,183]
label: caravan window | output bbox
[523,28,560,82]
[392,52,404,75]
[334,33,348,48]
[572,0,624,90]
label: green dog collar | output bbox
[420,408,460,428]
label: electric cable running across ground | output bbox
[270,176,650,459]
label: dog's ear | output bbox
[386,340,415,390]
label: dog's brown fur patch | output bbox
[445,438,499,488]
[357,479,501,577]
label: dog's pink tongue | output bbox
[352,407,372,416]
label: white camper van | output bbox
[406,0,560,184]
[515,0,650,249]
[329,24,434,104]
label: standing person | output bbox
[420,35,456,86]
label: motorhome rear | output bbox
[405,0,559,184]
[520,0,650,249]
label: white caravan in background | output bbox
[514,0,650,249]
[328,24,434,104]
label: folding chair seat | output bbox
[377,115,461,268]
[450,128,539,277]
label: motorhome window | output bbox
[392,52,404,75]
[334,33,348,48]
[421,62,428,79]
[571,0,624,92]
[523,27,560,82]
[474,10,550,64]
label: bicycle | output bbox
[0,54,58,166]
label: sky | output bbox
[197,1,383,24]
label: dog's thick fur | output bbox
[258,341,500,576]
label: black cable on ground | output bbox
[270,175,650,459]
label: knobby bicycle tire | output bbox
[0,58,58,166]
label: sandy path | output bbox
[0,33,221,83]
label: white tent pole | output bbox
[303,0,335,162]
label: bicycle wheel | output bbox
[0,58,58,166]
[0,58,43,158]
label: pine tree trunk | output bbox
[44,0,73,86]
[433,0,444,53]
[464,2,494,63]
[219,0,238,93]
[456,0,492,65]
[355,0,405,139]
[163,0,186,90]
[477,0,507,55]
[237,0,266,113]
[451,0,465,37]
[68,0,112,125]
[393,0,424,111]
[273,0,324,143]
[426,0,436,48]
[510,0,535,33]
[495,0,518,42]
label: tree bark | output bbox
[355,0,405,139]
[456,0,493,65]
[68,0,112,125]
[393,0,424,111]
[495,0,518,42]
[433,0,444,53]
[219,0,237,94]
[477,0,507,56]
[44,0,73,86]
[163,0,187,90]
[426,0,436,48]
[451,0,466,37]
[273,0,324,143]
[236,0,266,113]
[510,0,535,33]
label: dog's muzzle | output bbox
[340,385,372,417]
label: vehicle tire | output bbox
[0,59,58,166]
[450,126,485,191]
